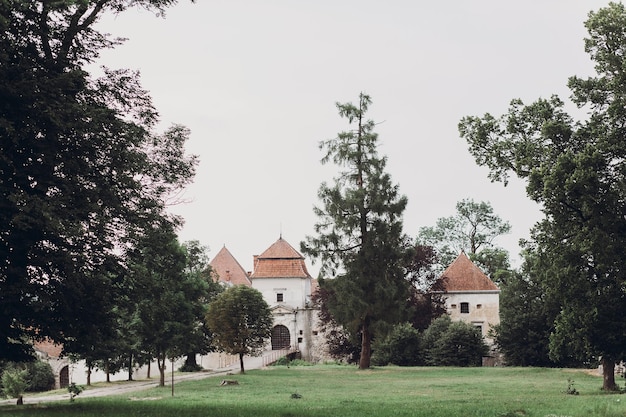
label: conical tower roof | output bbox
[209,246,251,286]
[250,237,311,279]
[436,252,499,291]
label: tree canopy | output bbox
[205,285,273,374]
[0,1,196,360]
[301,93,413,369]
[459,2,626,390]
[416,198,511,277]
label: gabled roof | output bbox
[435,252,499,292]
[250,237,312,279]
[209,246,252,286]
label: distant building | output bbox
[209,236,325,361]
[432,251,500,344]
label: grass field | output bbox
[1,365,624,417]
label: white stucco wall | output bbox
[251,277,311,310]
[443,291,500,343]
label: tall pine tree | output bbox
[302,93,412,369]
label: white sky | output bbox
[93,1,611,277]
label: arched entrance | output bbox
[59,366,69,388]
[271,325,291,350]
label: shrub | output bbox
[1,367,28,404]
[421,315,488,366]
[25,360,55,392]
[372,323,422,366]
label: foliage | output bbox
[416,199,511,276]
[271,357,312,367]
[0,0,197,361]
[128,226,210,386]
[24,360,55,392]
[371,323,422,366]
[179,240,224,372]
[206,285,273,374]
[1,366,28,403]
[302,93,413,369]
[458,2,626,390]
[421,315,488,366]
[68,382,83,402]
[492,249,584,367]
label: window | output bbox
[460,302,470,314]
[276,293,283,302]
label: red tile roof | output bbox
[209,246,252,286]
[250,237,312,279]
[33,338,63,358]
[436,252,499,291]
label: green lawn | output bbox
[1,365,624,417]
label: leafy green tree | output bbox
[301,93,413,369]
[458,3,626,390]
[206,286,273,374]
[0,0,197,361]
[128,226,209,387]
[417,199,511,275]
[179,240,224,372]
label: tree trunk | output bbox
[602,357,617,391]
[128,354,134,381]
[16,395,23,405]
[359,323,371,369]
[239,353,245,374]
[86,365,91,386]
[183,352,199,370]
[105,362,110,383]
[157,354,166,387]
[147,361,151,379]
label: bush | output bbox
[372,323,422,366]
[421,315,488,366]
[1,367,28,403]
[24,360,55,392]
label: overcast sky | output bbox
[93,1,612,277]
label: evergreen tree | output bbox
[302,93,412,369]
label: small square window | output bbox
[460,302,470,314]
[451,304,457,309]
[276,293,283,302]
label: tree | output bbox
[491,250,559,367]
[458,3,626,390]
[0,0,197,361]
[179,240,224,372]
[205,286,273,374]
[416,199,511,275]
[128,226,209,387]
[301,93,413,369]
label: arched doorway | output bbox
[59,366,69,388]
[271,325,291,350]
